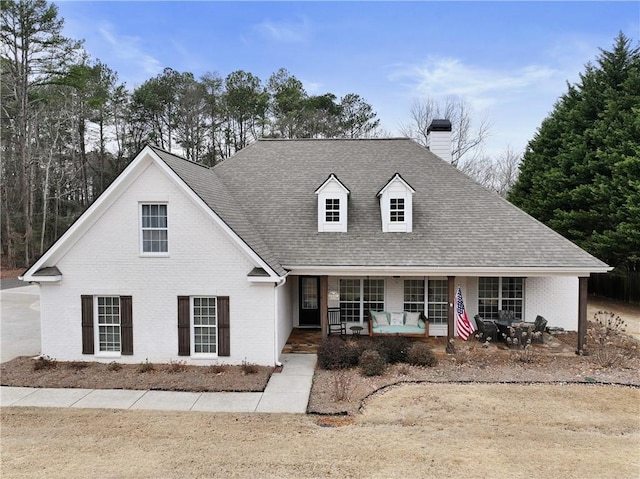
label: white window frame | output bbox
[95,296,121,357]
[403,279,425,313]
[315,175,349,233]
[478,277,525,320]
[325,198,341,223]
[338,278,385,326]
[140,203,169,256]
[427,278,448,325]
[390,198,405,223]
[191,296,218,358]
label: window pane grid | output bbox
[428,280,447,324]
[390,198,405,222]
[339,279,385,323]
[97,296,120,352]
[141,204,168,253]
[193,297,217,354]
[325,199,340,222]
[339,279,361,323]
[404,280,425,313]
[478,277,524,320]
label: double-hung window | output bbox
[478,277,524,320]
[403,280,425,313]
[325,199,340,222]
[339,279,385,324]
[192,297,218,356]
[141,203,168,254]
[427,279,448,325]
[390,198,405,222]
[96,296,121,353]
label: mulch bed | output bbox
[0,357,273,392]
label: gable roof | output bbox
[210,138,608,275]
[376,172,416,197]
[23,139,609,282]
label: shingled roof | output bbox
[153,139,608,274]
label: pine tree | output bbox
[509,33,640,271]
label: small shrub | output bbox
[137,358,155,373]
[376,336,411,364]
[407,342,438,367]
[107,361,122,371]
[168,359,187,373]
[359,349,386,376]
[331,370,355,402]
[208,364,227,374]
[318,337,359,370]
[33,355,57,371]
[510,345,539,364]
[241,359,259,375]
[454,343,482,365]
[67,361,89,371]
[588,310,636,368]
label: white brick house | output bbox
[22,122,610,365]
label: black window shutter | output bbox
[177,296,190,356]
[81,295,94,355]
[218,296,230,357]
[120,296,133,355]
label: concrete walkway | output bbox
[0,353,317,414]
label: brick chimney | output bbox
[426,119,452,163]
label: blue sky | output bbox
[56,1,638,156]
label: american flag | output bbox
[455,286,475,341]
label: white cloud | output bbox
[390,56,556,112]
[255,17,311,43]
[98,24,162,82]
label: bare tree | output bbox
[460,146,522,197]
[399,96,491,167]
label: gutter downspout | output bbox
[274,276,288,367]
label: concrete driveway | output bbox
[1,284,41,362]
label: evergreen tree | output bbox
[508,33,640,271]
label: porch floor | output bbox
[282,328,578,356]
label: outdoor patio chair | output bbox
[474,315,498,342]
[533,315,548,343]
[327,308,346,336]
[498,310,516,322]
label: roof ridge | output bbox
[148,144,213,171]
[256,137,411,142]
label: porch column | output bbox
[577,276,588,354]
[446,276,455,354]
[320,275,328,340]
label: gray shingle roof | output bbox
[153,139,608,273]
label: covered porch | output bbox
[288,274,590,353]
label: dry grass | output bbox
[2,384,638,478]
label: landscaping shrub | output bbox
[407,342,438,367]
[137,359,155,373]
[168,359,187,373]
[241,359,259,375]
[33,355,57,371]
[359,349,386,376]
[331,370,355,402]
[107,361,122,371]
[67,361,89,371]
[318,336,359,370]
[208,364,227,374]
[587,311,637,368]
[376,336,411,363]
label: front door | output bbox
[299,276,321,327]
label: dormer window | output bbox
[326,199,340,222]
[315,174,350,232]
[377,173,415,233]
[390,198,405,222]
